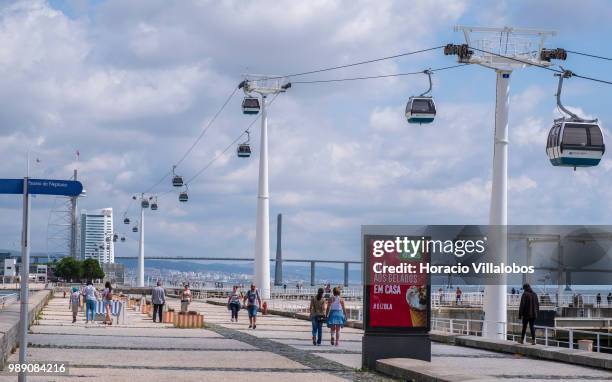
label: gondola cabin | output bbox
[405,96,436,124]
[132,226,138,233]
[237,144,251,158]
[123,218,130,225]
[546,120,605,168]
[151,202,158,211]
[179,192,189,202]
[172,175,184,187]
[141,199,149,208]
[242,97,260,115]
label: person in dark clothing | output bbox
[596,293,602,308]
[518,283,539,345]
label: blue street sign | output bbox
[0,178,83,196]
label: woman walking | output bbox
[326,287,347,346]
[309,288,326,346]
[228,285,242,322]
[102,281,113,325]
[180,284,192,313]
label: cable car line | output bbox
[566,49,612,62]
[264,45,445,80]
[469,46,612,86]
[291,63,470,84]
[173,86,240,168]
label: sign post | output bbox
[0,177,83,382]
[18,177,30,382]
[362,227,432,369]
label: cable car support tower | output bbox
[446,26,564,339]
[239,75,290,299]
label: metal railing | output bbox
[431,292,612,308]
[432,317,612,353]
[0,293,19,311]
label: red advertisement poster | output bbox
[366,236,430,329]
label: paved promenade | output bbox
[2,295,612,381]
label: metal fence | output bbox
[431,292,611,308]
[432,317,612,353]
[0,293,19,311]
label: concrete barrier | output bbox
[0,290,52,369]
[454,335,612,371]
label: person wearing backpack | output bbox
[69,287,81,323]
[243,283,262,329]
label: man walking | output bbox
[244,283,262,329]
[518,283,539,345]
[152,281,165,323]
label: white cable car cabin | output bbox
[546,69,605,169]
[405,69,436,124]
[242,97,260,115]
[237,144,251,157]
[546,120,604,168]
[405,97,436,124]
[172,165,183,187]
[178,192,189,202]
[237,131,251,158]
[172,175,183,187]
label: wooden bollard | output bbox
[163,310,175,323]
[195,314,203,328]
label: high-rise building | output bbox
[80,208,114,264]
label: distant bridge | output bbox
[114,256,360,287]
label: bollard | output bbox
[578,339,593,352]
[262,301,268,315]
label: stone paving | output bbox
[186,299,612,382]
[2,295,612,381]
[0,295,392,381]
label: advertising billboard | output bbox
[363,235,431,332]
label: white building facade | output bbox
[80,208,114,264]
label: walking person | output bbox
[102,281,113,325]
[227,285,242,322]
[180,284,192,313]
[455,287,462,305]
[596,293,602,308]
[607,292,612,306]
[152,281,165,323]
[82,280,97,324]
[518,283,539,345]
[326,287,346,346]
[310,288,326,345]
[243,283,262,329]
[69,287,80,323]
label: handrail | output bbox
[432,317,612,353]
[0,293,19,311]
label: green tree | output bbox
[54,257,82,282]
[82,258,105,281]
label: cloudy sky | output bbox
[1,0,612,263]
